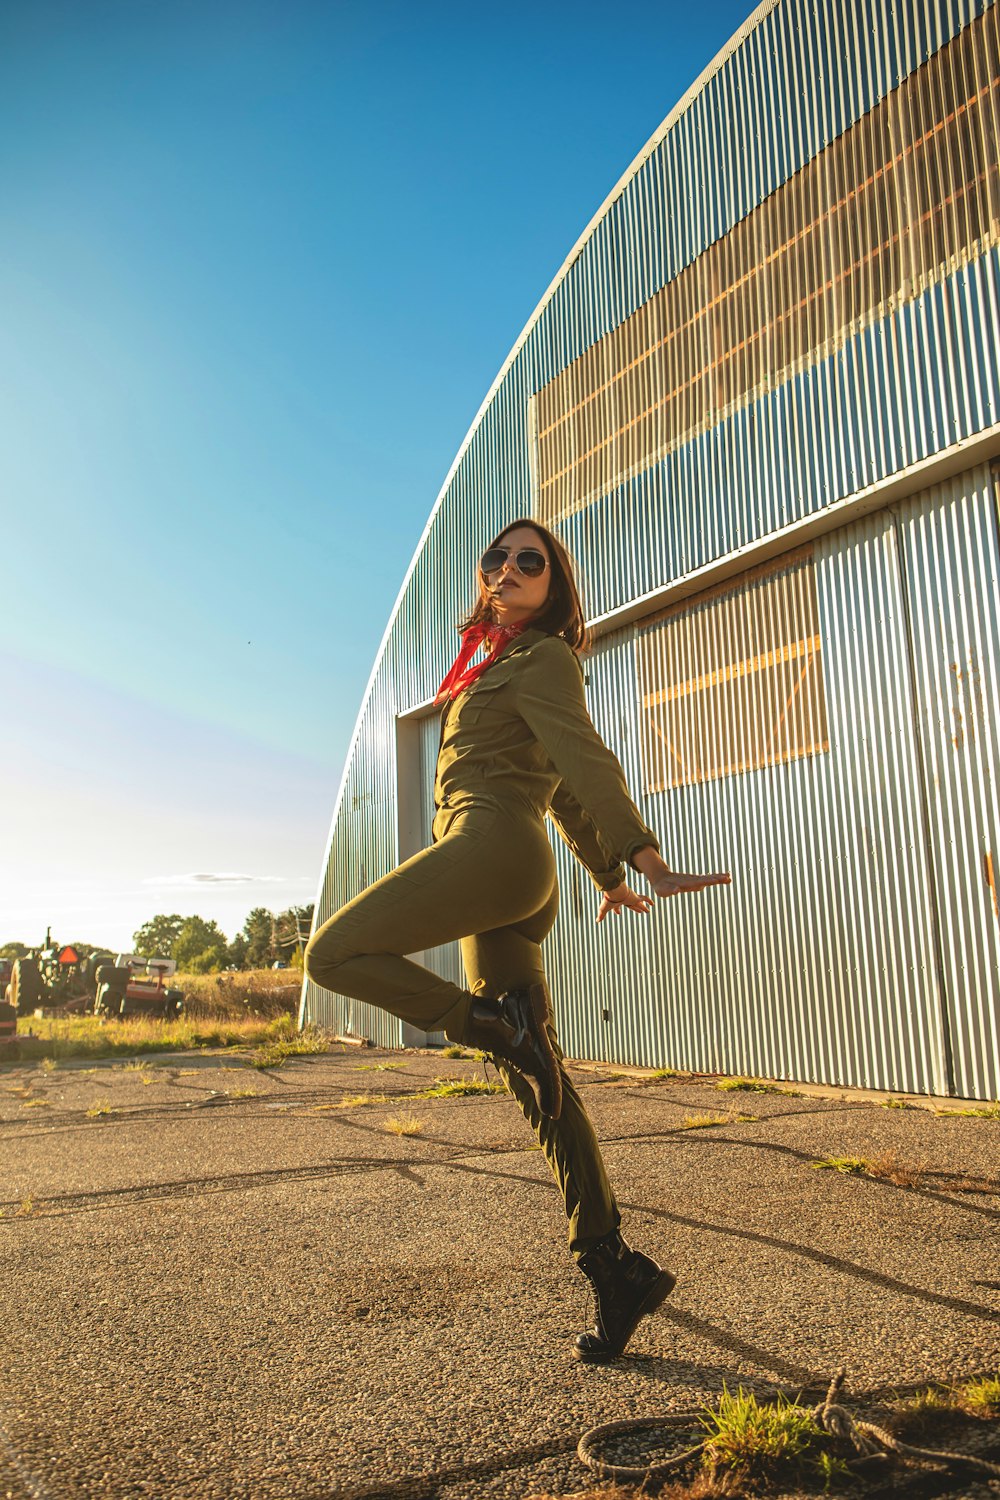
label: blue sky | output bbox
[1,0,753,951]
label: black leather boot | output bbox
[463,983,562,1120]
[574,1229,675,1362]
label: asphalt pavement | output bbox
[1,1043,998,1499]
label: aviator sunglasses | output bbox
[480,545,549,578]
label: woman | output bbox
[306,519,730,1361]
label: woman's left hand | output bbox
[596,883,654,924]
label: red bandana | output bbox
[434,622,526,705]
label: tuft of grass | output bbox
[383,1113,426,1137]
[864,1149,927,1187]
[649,1067,681,1080]
[933,1104,1000,1118]
[891,1385,961,1437]
[882,1097,914,1109]
[717,1076,800,1096]
[415,1074,505,1099]
[811,1156,869,1175]
[21,1099,51,1109]
[811,1152,927,1186]
[86,1100,116,1119]
[316,1093,389,1110]
[440,1045,475,1059]
[814,1449,853,1489]
[956,1374,1000,1417]
[247,1021,330,1070]
[354,1061,405,1072]
[40,1058,57,1074]
[700,1386,829,1485]
[679,1113,730,1130]
[229,1088,259,1100]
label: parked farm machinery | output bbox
[2,935,183,1023]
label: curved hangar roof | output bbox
[304,0,1000,1066]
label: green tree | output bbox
[242,908,274,969]
[133,915,185,958]
[226,932,249,969]
[187,944,228,974]
[0,941,29,959]
[173,917,228,971]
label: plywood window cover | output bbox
[533,9,1000,523]
[638,548,830,791]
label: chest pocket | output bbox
[454,658,520,729]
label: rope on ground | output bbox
[813,1367,1000,1477]
[577,1368,1000,1486]
[576,1415,706,1485]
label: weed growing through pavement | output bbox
[811,1152,928,1186]
[21,1100,51,1109]
[649,1067,682,1079]
[890,1384,964,1438]
[383,1113,425,1136]
[891,1374,1000,1434]
[717,1076,801,1096]
[314,1093,390,1110]
[882,1097,914,1109]
[1,1198,38,1219]
[354,1061,406,1072]
[86,1100,115,1118]
[229,1088,259,1100]
[699,1386,831,1489]
[248,1022,330,1070]
[863,1149,928,1187]
[679,1114,730,1130]
[440,1045,475,1059]
[933,1103,1000,1118]
[40,1058,57,1074]
[957,1374,1000,1416]
[811,1156,869,1175]
[415,1075,505,1098]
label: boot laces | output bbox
[497,993,527,1046]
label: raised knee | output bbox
[304,924,350,990]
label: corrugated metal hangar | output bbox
[302,0,1000,1100]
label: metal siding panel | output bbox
[898,469,1000,1098]
[546,520,947,1094]
[304,1,999,1098]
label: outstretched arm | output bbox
[595,845,732,924]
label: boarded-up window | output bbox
[533,6,1000,523]
[637,550,829,790]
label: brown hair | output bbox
[459,518,589,653]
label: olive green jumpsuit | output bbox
[305,627,659,1258]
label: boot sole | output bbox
[572,1268,676,1363]
[527,983,563,1121]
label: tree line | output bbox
[0,905,315,975]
